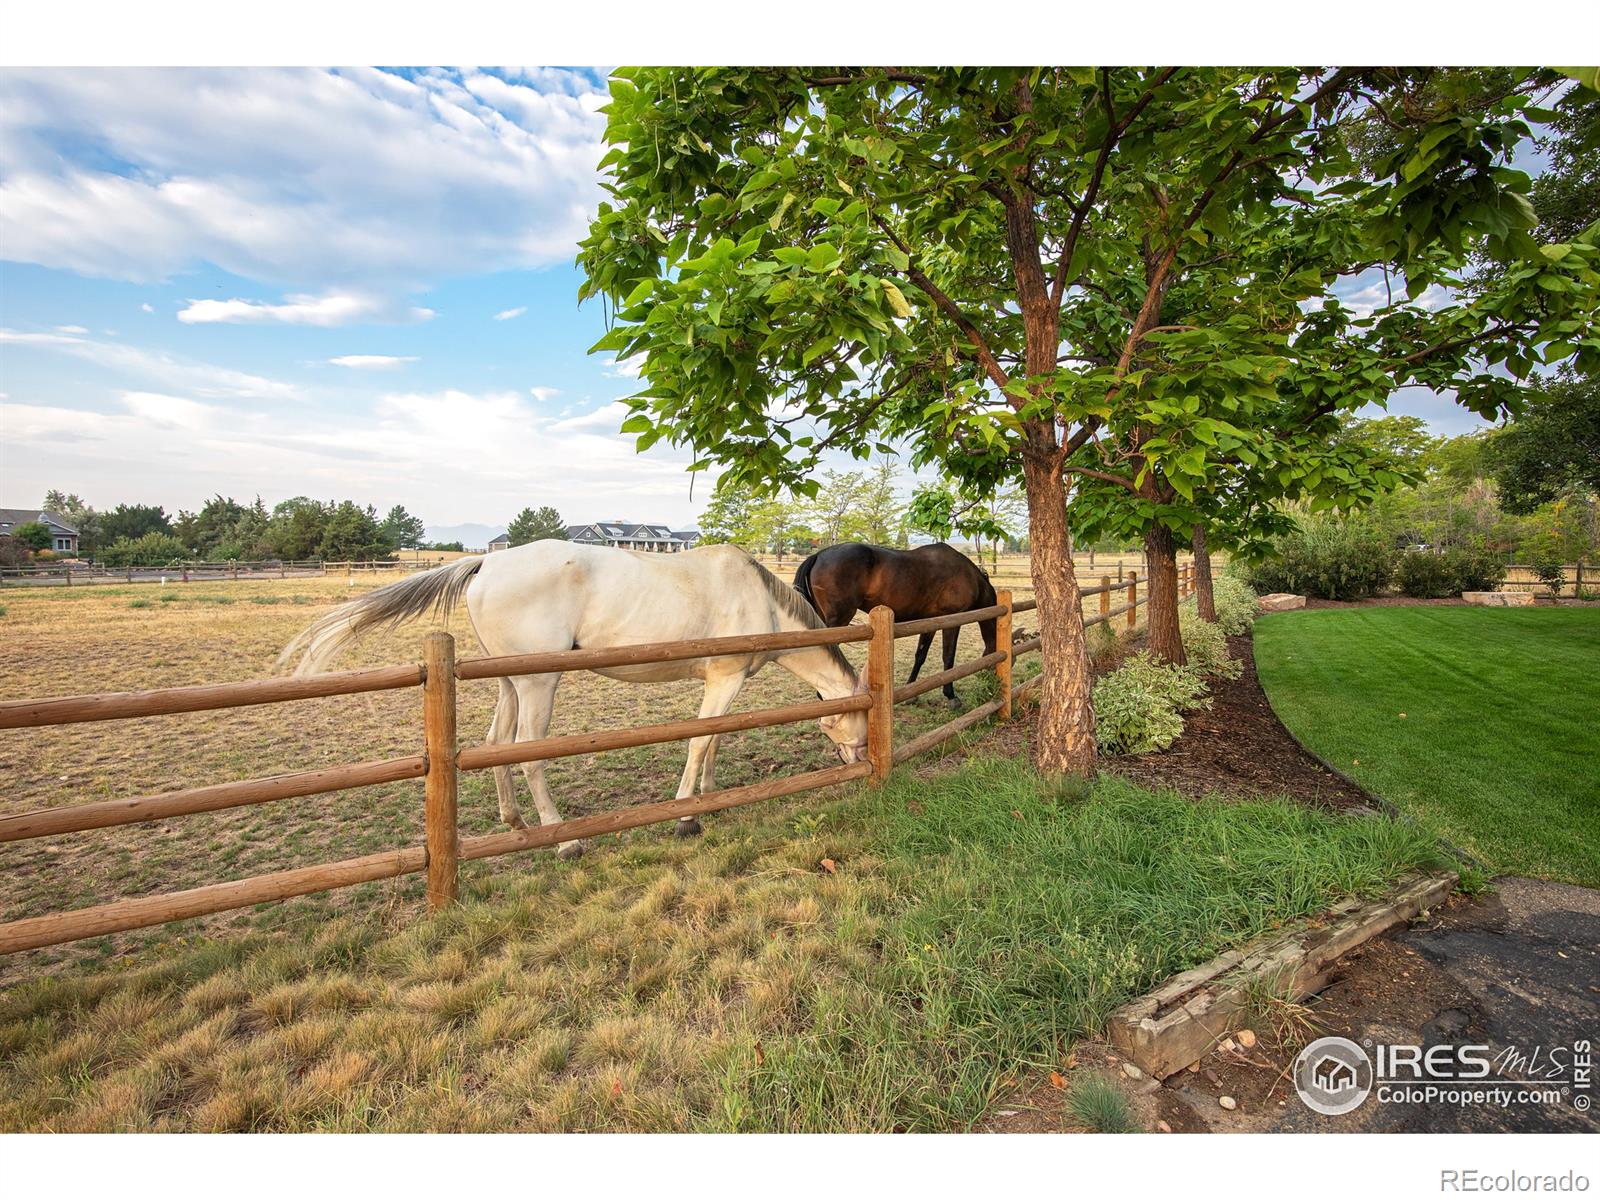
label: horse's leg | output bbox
[675,668,748,838]
[698,735,721,793]
[509,673,583,860]
[941,625,962,707]
[486,678,525,828]
[908,631,934,686]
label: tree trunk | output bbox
[1142,522,1186,665]
[1021,454,1097,777]
[1191,524,1217,623]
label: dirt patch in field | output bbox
[1104,634,1372,811]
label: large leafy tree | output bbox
[98,503,172,545]
[579,67,1600,776]
[1490,369,1600,512]
[43,489,100,555]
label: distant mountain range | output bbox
[424,522,500,549]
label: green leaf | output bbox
[881,281,913,319]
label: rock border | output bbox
[1105,869,1458,1079]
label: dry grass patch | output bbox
[1,570,1042,981]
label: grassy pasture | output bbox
[0,570,1041,980]
[0,758,1446,1132]
[1254,607,1600,886]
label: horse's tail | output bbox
[276,556,485,676]
[792,550,823,615]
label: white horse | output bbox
[277,542,868,858]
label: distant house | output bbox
[566,522,700,553]
[0,508,79,556]
[487,533,511,553]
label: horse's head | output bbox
[818,672,870,764]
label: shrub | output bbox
[1093,651,1209,755]
[1448,546,1507,593]
[99,532,192,568]
[33,549,57,562]
[1396,547,1508,598]
[1180,610,1243,680]
[10,521,51,552]
[1210,576,1259,635]
[1395,551,1457,598]
[1243,517,1393,600]
[1532,560,1566,597]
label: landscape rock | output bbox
[1462,591,1534,607]
[1237,1029,1257,1049]
[1219,1095,1238,1111]
[1122,1062,1144,1080]
[1258,592,1306,612]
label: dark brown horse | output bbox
[793,542,997,707]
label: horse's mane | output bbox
[748,559,856,676]
[749,559,827,629]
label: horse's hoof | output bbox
[675,817,703,838]
[944,696,963,711]
[556,840,585,861]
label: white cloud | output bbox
[0,388,703,526]
[328,355,418,370]
[55,324,88,334]
[139,303,154,313]
[528,385,560,402]
[1335,275,1456,319]
[604,354,645,379]
[0,327,303,401]
[548,401,630,432]
[0,68,608,288]
[494,306,527,321]
[178,291,433,326]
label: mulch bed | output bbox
[933,628,1371,810]
[1103,633,1371,811]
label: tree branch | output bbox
[1063,465,1139,491]
[872,212,1013,394]
[1048,67,1180,309]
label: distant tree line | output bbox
[21,490,435,567]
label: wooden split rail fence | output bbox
[0,565,1192,956]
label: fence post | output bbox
[1100,575,1111,625]
[422,632,459,911]
[1127,572,1138,632]
[996,590,1014,721]
[866,605,895,782]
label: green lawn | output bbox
[1254,607,1600,886]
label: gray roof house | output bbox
[0,508,79,555]
[565,522,700,552]
[487,532,511,552]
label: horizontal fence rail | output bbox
[0,561,1190,955]
[0,665,426,729]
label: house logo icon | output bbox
[1294,1037,1374,1115]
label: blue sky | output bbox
[0,66,698,537]
[0,67,1525,539]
